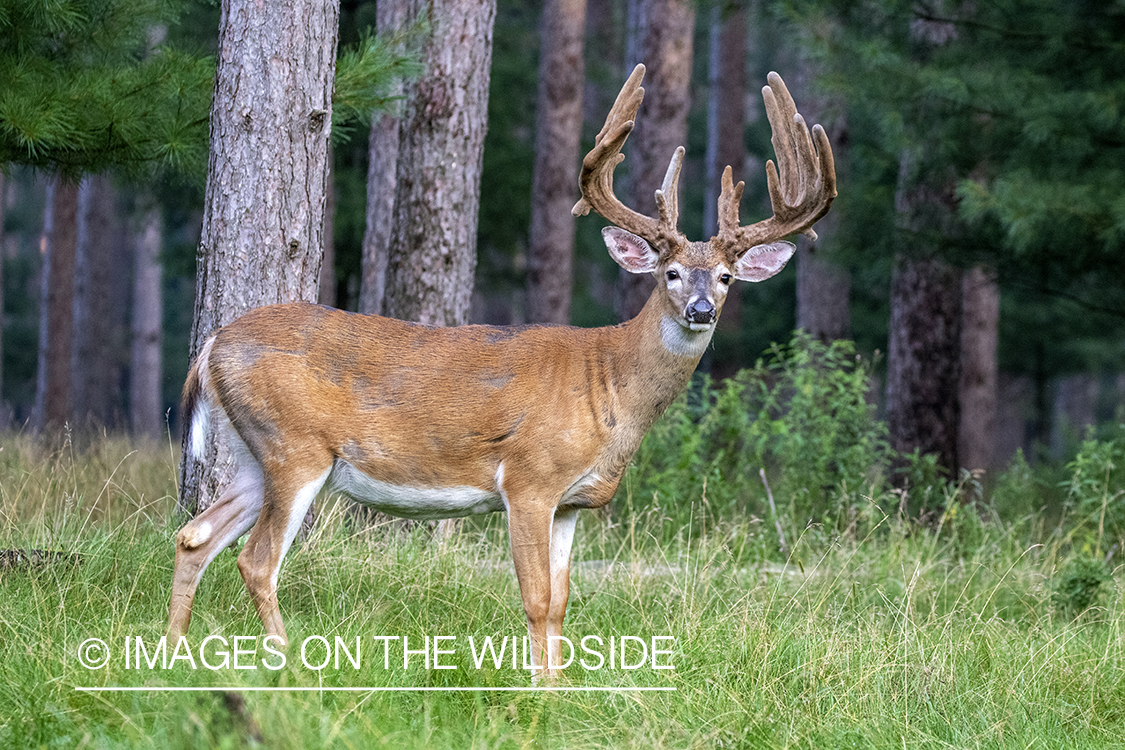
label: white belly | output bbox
[329,460,504,520]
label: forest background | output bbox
[2,0,1123,479]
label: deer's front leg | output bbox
[506,499,554,679]
[546,507,579,670]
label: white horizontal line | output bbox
[74,686,675,693]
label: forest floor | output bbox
[1,436,1123,749]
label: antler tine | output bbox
[718,165,745,231]
[716,71,837,257]
[654,146,685,236]
[573,64,682,243]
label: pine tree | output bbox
[0,0,213,176]
[791,0,1125,462]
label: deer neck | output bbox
[605,285,713,430]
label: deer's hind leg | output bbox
[168,459,265,642]
[237,461,332,646]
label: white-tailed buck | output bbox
[168,64,836,677]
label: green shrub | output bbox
[1052,554,1112,617]
[620,332,890,551]
[1060,426,1125,555]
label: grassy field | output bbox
[1,435,1123,748]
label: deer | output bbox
[167,63,836,678]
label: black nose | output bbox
[686,299,716,324]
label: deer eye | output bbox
[719,273,732,285]
[666,269,679,281]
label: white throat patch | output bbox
[660,316,713,358]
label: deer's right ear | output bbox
[603,227,659,274]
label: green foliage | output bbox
[0,0,425,178]
[749,332,890,499]
[990,448,1059,520]
[0,0,214,176]
[475,0,538,298]
[785,0,1125,378]
[331,19,425,141]
[1061,426,1125,555]
[623,332,889,546]
[1052,554,1112,618]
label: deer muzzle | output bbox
[685,298,716,328]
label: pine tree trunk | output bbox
[359,0,410,316]
[616,0,695,322]
[796,234,850,342]
[383,0,496,327]
[71,175,124,431]
[886,254,962,475]
[526,0,586,325]
[33,177,79,435]
[886,13,964,480]
[179,0,340,514]
[131,198,164,441]
[958,264,999,473]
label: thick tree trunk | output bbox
[615,0,695,322]
[180,0,340,513]
[33,177,79,435]
[360,0,410,316]
[131,198,164,440]
[958,265,999,473]
[886,254,962,475]
[71,175,124,431]
[886,11,965,480]
[526,0,587,325]
[383,0,496,327]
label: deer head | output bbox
[573,64,837,330]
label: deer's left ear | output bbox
[732,241,795,282]
[603,227,659,274]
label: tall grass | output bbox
[1,432,1123,748]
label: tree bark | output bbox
[796,234,851,343]
[615,0,695,322]
[359,0,410,316]
[383,0,497,327]
[886,253,962,475]
[33,177,79,435]
[525,0,587,325]
[131,197,164,441]
[71,175,125,431]
[180,0,340,513]
[885,9,965,480]
[958,264,998,473]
